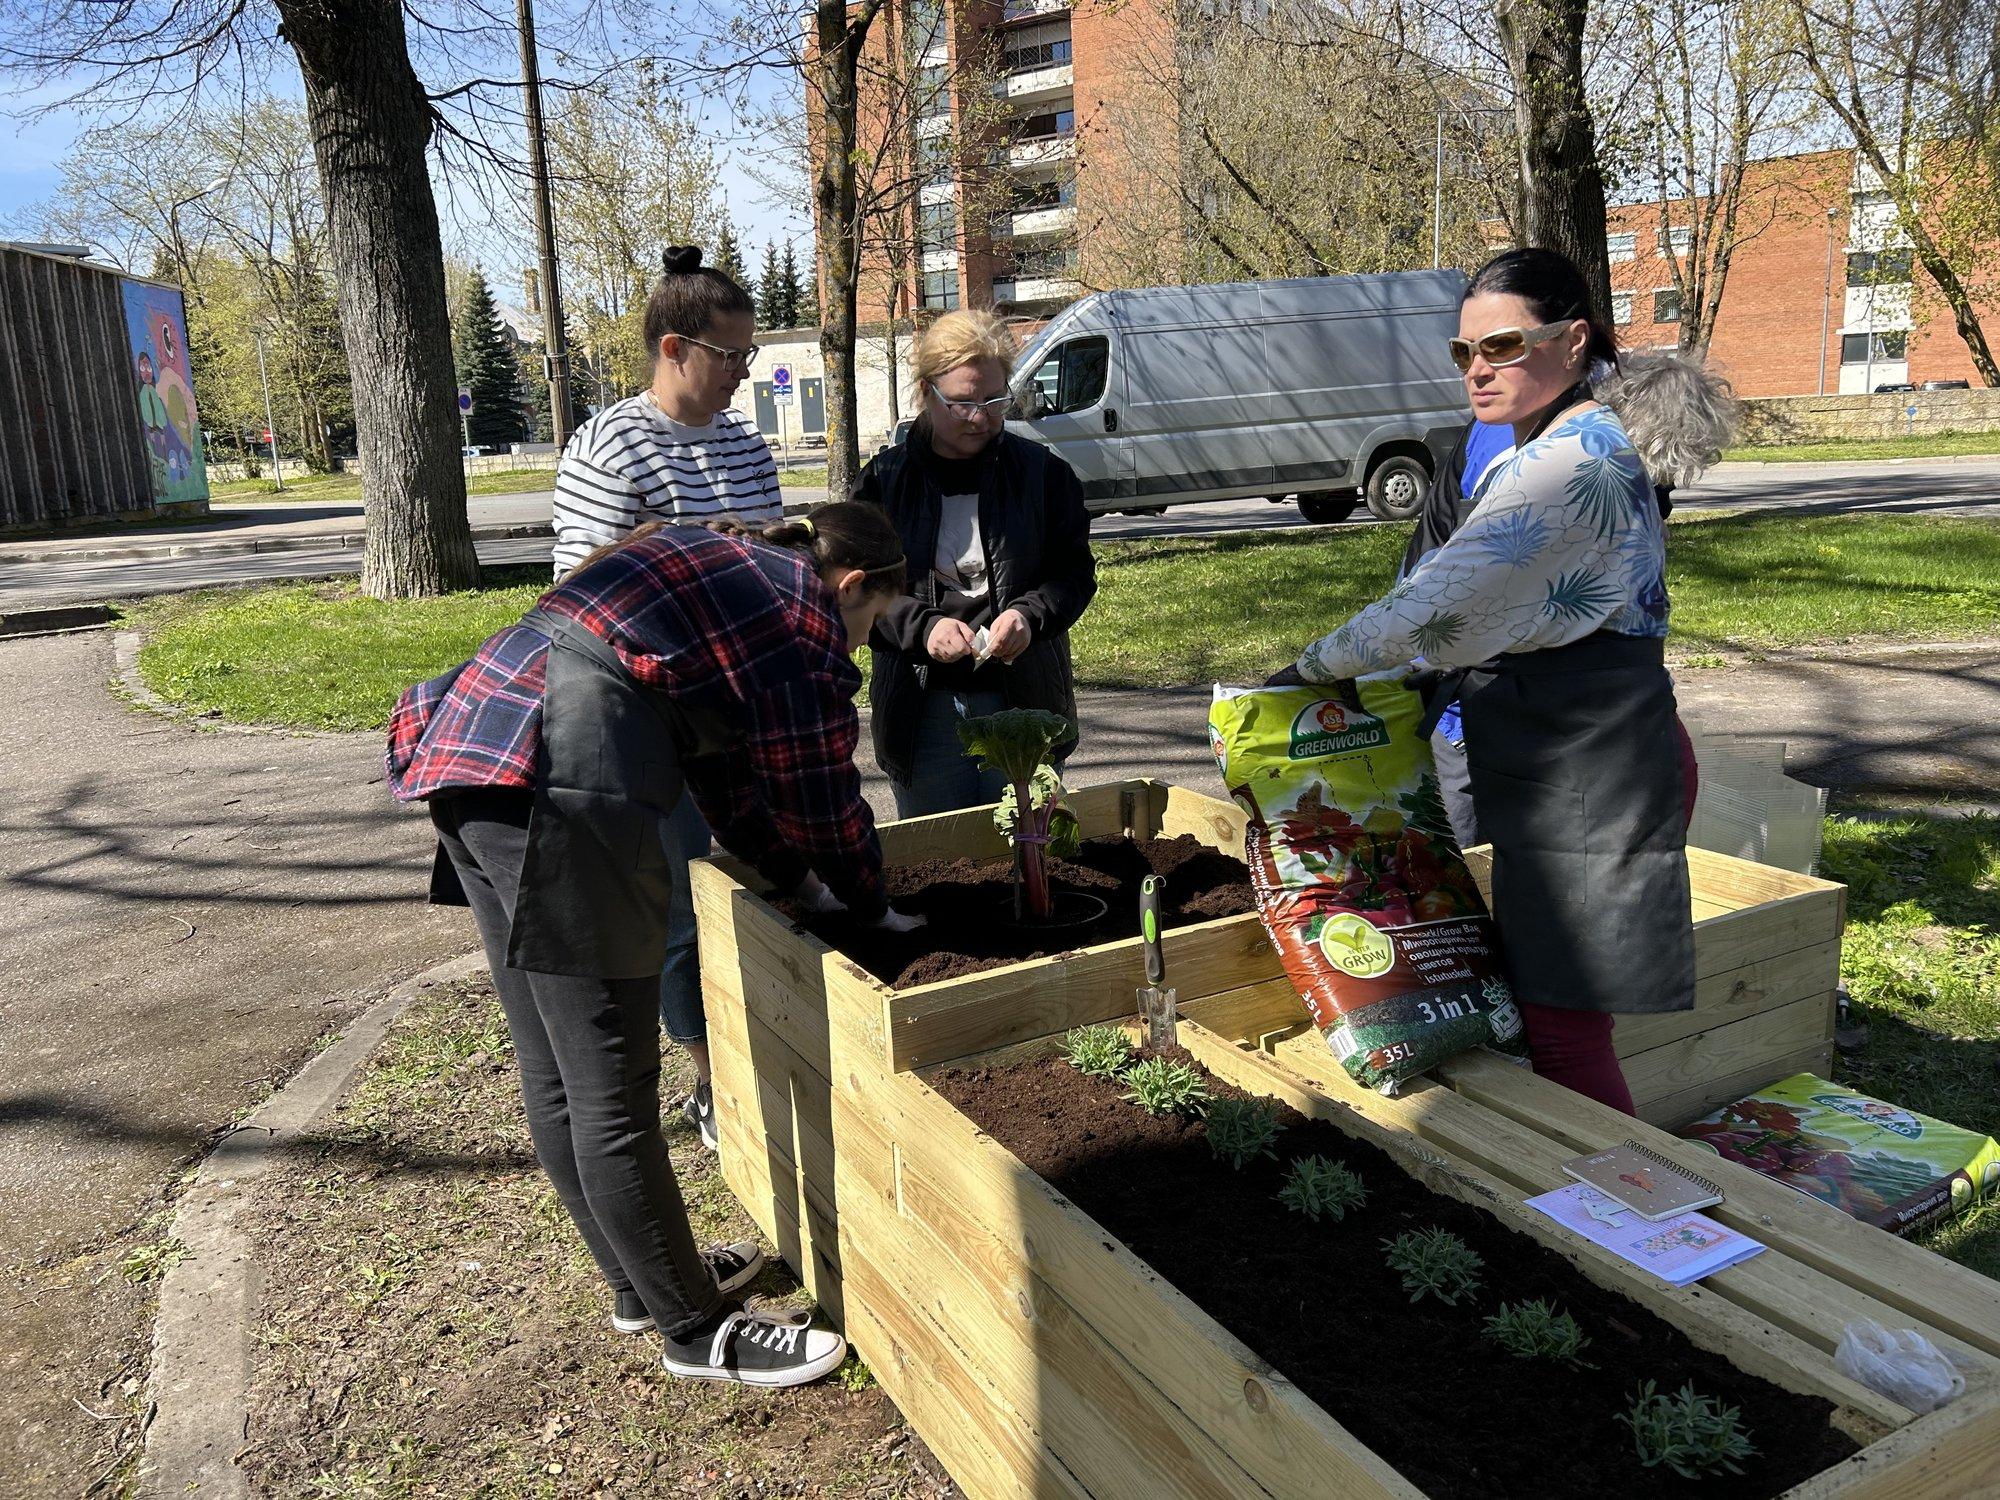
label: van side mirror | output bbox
[1022,386,1051,419]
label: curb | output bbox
[111,632,349,740]
[139,952,490,1500]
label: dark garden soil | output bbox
[787,835,1255,988]
[931,1051,1861,1500]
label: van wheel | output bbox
[1296,493,1359,525]
[1365,455,1430,521]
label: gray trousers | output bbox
[431,787,724,1338]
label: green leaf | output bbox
[957,709,1077,786]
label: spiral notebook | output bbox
[1561,1142,1725,1220]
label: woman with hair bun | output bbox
[385,504,920,1387]
[1275,246,1695,1117]
[552,243,781,1150]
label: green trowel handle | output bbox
[1140,876,1165,987]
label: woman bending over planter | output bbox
[552,244,781,1155]
[385,504,922,1388]
[1273,247,1695,1116]
[856,308,1097,817]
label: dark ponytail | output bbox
[642,244,756,360]
[1465,247,1620,373]
[561,504,908,597]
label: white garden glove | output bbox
[868,907,927,933]
[795,872,847,915]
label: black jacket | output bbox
[854,421,1097,785]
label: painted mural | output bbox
[120,279,210,506]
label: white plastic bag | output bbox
[1834,1319,1965,1413]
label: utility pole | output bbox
[1819,205,1837,396]
[517,0,573,447]
[254,331,285,492]
[1433,110,1445,270]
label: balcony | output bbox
[1005,133,1076,171]
[1844,282,1911,329]
[1001,0,1069,20]
[991,203,1075,240]
[996,61,1073,106]
[992,274,1079,306]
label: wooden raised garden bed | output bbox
[691,780,2000,1498]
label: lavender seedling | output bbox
[1381,1227,1485,1305]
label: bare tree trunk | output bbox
[277,0,480,596]
[1495,0,1613,319]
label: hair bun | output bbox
[662,245,703,276]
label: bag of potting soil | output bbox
[1678,1074,2000,1236]
[1209,678,1527,1093]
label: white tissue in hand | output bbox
[972,626,993,663]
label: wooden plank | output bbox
[1618,995,1840,1110]
[1611,939,1841,1055]
[1155,783,1247,851]
[886,913,1281,1070]
[1636,1042,1836,1130]
[1441,1048,2000,1362]
[1780,1383,2000,1499]
[1688,845,1846,911]
[876,780,1150,867]
[1690,891,1846,981]
[874,1068,1420,1499]
[1179,977,1311,1051]
[1200,1025,1912,1441]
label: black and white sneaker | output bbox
[682,1082,719,1152]
[661,1306,848,1388]
[609,1242,766,1334]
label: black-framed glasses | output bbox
[1446,319,1577,373]
[927,382,1013,420]
[681,334,760,369]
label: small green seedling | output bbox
[1205,1097,1286,1170]
[1617,1380,1759,1479]
[1483,1299,1593,1368]
[1061,1025,1136,1081]
[1121,1056,1209,1117]
[1277,1155,1368,1220]
[1381,1227,1485,1305]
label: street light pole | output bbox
[254,331,284,492]
[1818,205,1837,396]
[517,0,573,448]
[1433,109,1445,270]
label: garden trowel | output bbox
[1137,876,1178,1049]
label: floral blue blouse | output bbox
[1298,406,1667,682]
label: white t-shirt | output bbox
[934,492,988,594]
[551,393,782,576]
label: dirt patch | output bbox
[931,1051,1859,1500]
[786,835,1254,988]
[242,977,954,1498]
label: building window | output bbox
[1016,108,1076,141]
[1659,225,1692,257]
[915,132,954,184]
[1847,248,1914,286]
[1607,232,1636,263]
[1003,24,1072,73]
[1611,291,1634,326]
[917,198,957,249]
[1653,288,1682,324]
[1840,330,1908,363]
[906,0,945,54]
[915,65,951,119]
[919,268,959,310]
[1012,243,1078,278]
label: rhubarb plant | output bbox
[958,708,1079,921]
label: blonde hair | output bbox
[913,309,1017,403]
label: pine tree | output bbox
[756,242,785,330]
[713,219,748,291]
[778,241,804,329]
[451,271,525,447]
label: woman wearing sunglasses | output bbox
[550,243,780,1154]
[854,309,1097,816]
[1275,247,1694,1116]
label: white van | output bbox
[1009,270,1470,524]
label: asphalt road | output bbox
[2,456,1997,614]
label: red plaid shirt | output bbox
[386,526,885,918]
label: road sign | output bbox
[773,385,794,405]
[772,365,793,391]
[457,387,474,415]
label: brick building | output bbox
[1605,147,1999,397]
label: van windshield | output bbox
[1011,308,1076,386]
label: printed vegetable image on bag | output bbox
[1209,678,1527,1093]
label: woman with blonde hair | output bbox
[854,308,1097,815]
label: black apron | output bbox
[1458,632,1695,1015]
[430,607,741,980]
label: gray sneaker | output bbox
[682,1081,719,1152]
[610,1242,766,1333]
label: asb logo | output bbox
[1811,1093,1924,1140]
[1288,698,1389,760]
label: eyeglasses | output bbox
[681,334,760,369]
[1446,320,1578,373]
[928,383,1014,420]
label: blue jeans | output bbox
[890,688,1010,819]
[658,796,712,1045]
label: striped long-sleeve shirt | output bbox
[552,393,782,576]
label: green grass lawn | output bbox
[1724,430,2000,464]
[132,511,2000,732]
[1818,810,2000,1278]
[210,462,828,507]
